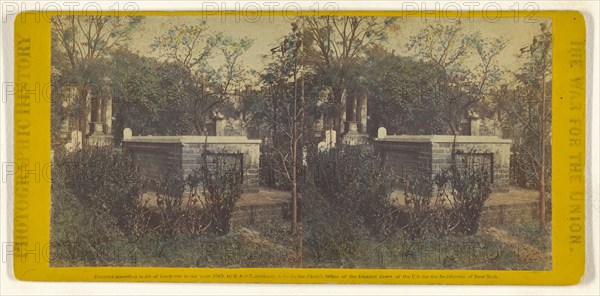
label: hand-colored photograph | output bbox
[49,14,552,270]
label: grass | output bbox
[50,178,551,270]
[499,222,552,253]
[51,213,552,270]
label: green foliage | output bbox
[51,16,144,143]
[404,21,506,134]
[364,48,449,135]
[303,145,398,261]
[153,169,203,238]
[152,156,243,237]
[499,23,552,192]
[152,23,253,135]
[190,158,244,235]
[50,148,147,265]
[437,157,493,235]
[110,49,195,138]
[303,16,397,133]
[302,183,370,263]
[57,147,144,236]
[403,155,492,238]
[50,149,243,266]
[50,176,117,265]
[403,170,438,239]
[499,222,552,253]
[259,148,292,190]
[52,15,143,74]
[311,146,397,236]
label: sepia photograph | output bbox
[49,14,552,270]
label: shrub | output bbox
[303,145,398,262]
[403,155,493,238]
[437,157,492,235]
[56,147,144,237]
[403,170,437,239]
[153,155,243,237]
[259,149,289,190]
[51,177,117,265]
[402,151,494,238]
[189,158,243,235]
[312,145,398,236]
[302,181,369,263]
[153,169,202,238]
[50,148,145,265]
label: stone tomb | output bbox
[123,135,261,192]
[374,133,512,192]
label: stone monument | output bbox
[341,121,369,145]
[86,78,114,146]
[211,110,226,137]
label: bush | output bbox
[50,148,146,265]
[259,149,288,190]
[302,181,369,263]
[154,155,243,237]
[51,148,243,265]
[403,170,436,239]
[437,157,492,235]
[51,177,118,265]
[56,147,144,237]
[403,155,492,238]
[189,158,243,236]
[153,168,203,238]
[303,145,398,262]
[312,145,398,236]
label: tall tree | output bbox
[151,23,253,135]
[109,49,194,138]
[51,15,143,144]
[363,46,448,135]
[303,16,396,134]
[503,23,552,230]
[406,21,506,134]
[261,23,305,239]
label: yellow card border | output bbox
[13,10,586,285]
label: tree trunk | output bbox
[290,118,298,235]
[291,71,299,236]
[291,159,298,235]
[193,113,205,136]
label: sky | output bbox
[125,15,549,82]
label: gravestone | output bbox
[377,127,387,139]
[123,128,132,140]
[64,143,74,153]
[318,141,328,152]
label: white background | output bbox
[1,1,598,295]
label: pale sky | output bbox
[125,16,548,82]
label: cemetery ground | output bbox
[50,183,551,270]
[49,16,554,272]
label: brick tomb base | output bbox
[123,136,261,192]
[374,135,512,192]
